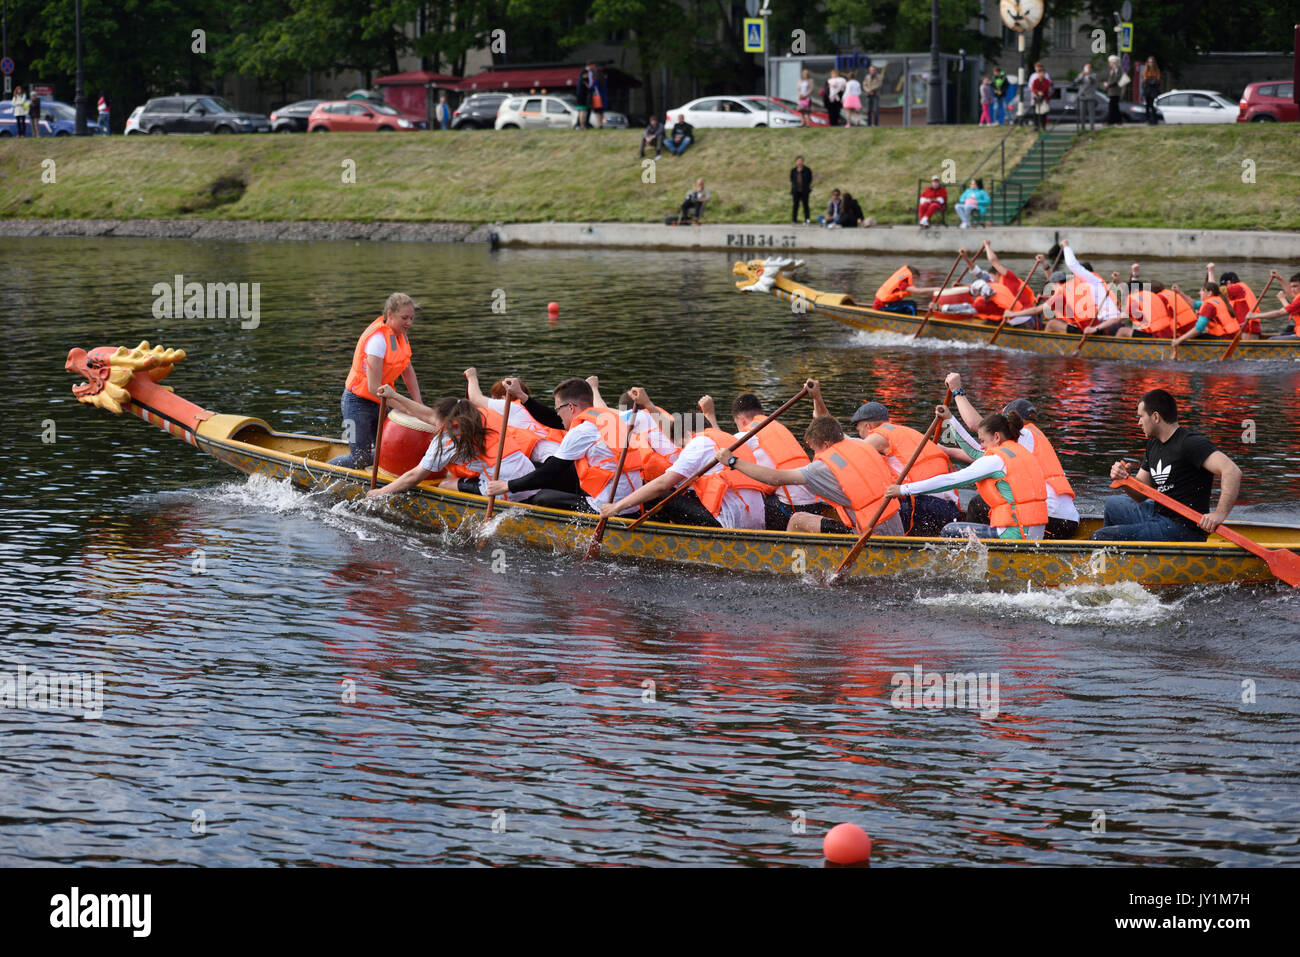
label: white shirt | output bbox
[1063,245,1120,322]
[487,398,561,461]
[625,408,679,461]
[556,419,642,511]
[738,428,817,506]
[845,79,863,98]
[948,418,1079,522]
[419,434,537,500]
[828,75,847,99]
[672,436,765,530]
[363,329,388,359]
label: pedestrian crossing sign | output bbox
[743,18,765,53]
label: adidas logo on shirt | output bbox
[1151,459,1172,492]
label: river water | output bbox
[2,236,1298,866]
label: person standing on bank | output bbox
[1077,63,1098,131]
[329,293,423,470]
[97,94,112,134]
[825,68,846,127]
[11,86,29,138]
[863,65,883,126]
[435,93,452,130]
[842,71,862,128]
[1092,389,1241,542]
[991,68,1010,125]
[1104,55,1124,126]
[790,155,813,225]
[1140,56,1161,125]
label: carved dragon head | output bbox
[65,341,187,414]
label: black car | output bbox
[136,95,271,134]
[269,99,322,133]
[1046,84,1162,125]
[451,93,508,130]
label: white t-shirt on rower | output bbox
[419,434,538,501]
[737,429,818,506]
[671,435,765,530]
[487,398,561,461]
[556,419,642,511]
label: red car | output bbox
[307,100,418,132]
[1236,80,1297,122]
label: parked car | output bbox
[1236,80,1297,122]
[1045,84,1160,125]
[1152,89,1237,124]
[269,99,322,133]
[124,104,145,135]
[451,93,508,130]
[0,99,99,135]
[307,100,418,132]
[663,95,803,128]
[744,95,830,126]
[494,94,628,130]
[132,95,270,134]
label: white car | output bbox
[495,94,627,130]
[1153,89,1238,124]
[663,95,804,128]
[124,105,144,135]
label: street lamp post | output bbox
[927,0,942,123]
[74,0,87,134]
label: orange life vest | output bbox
[444,408,539,480]
[997,270,1035,310]
[621,408,676,483]
[747,415,811,504]
[813,438,900,532]
[1124,289,1173,336]
[1199,297,1239,337]
[1158,289,1198,335]
[1224,282,1259,335]
[975,442,1049,534]
[1289,294,1300,336]
[1022,423,1073,499]
[973,282,1019,317]
[1060,276,1099,328]
[345,316,412,403]
[873,266,914,309]
[692,428,772,518]
[870,423,949,484]
[570,408,643,499]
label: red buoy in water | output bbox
[547,301,559,317]
[823,823,872,864]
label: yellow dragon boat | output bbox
[733,259,1300,362]
[63,341,1300,590]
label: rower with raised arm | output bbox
[1092,388,1241,541]
[1245,270,1300,339]
[883,406,1048,541]
[711,402,905,537]
[943,372,1079,539]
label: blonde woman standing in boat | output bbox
[329,293,422,469]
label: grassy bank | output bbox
[0,125,1295,229]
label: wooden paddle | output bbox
[483,397,514,520]
[1111,476,1300,588]
[988,247,1058,345]
[829,388,952,583]
[369,398,388,491]
[625,384,810,532]
[582,412,636,561]
[912,248,968,340]
[1219,274,1275,361]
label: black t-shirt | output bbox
[1141,426,1218,526]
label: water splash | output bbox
[844,328,1002,352]
[915,579,1174,626]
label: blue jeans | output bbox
[994,95,1007,124]
[665,135,692,155]
[328,390,380,469]
[900,494,962,536]
[942,521,1044,540]
[1090,496,1207,542]
[98,112,111,134]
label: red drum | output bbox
[377,409,445,479]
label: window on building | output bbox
[1053,16,1074,51]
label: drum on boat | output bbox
[378,409,445,479]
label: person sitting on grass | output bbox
[680,178,710,224]
[954,178,991,229]
[664,114,694,155]
[639,115,664,159]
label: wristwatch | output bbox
[726,455,739,468]
[953,388,967,397]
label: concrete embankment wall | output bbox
[4,218,1293,262]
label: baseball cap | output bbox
[850,401,890,424]
[1003,398,1037,420]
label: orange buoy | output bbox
[547,301,559,317]
[823,823,872,864]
